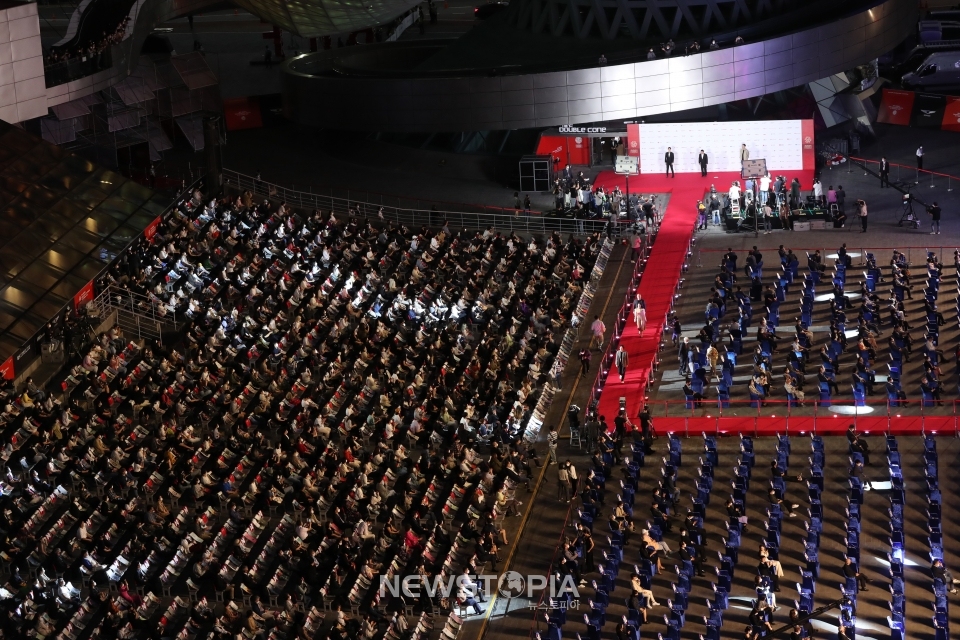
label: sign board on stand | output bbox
[615,156,639,196]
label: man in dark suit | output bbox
[664,147,675,177]
[698,149,708,176]
[879,157,890,188]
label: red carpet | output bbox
[593,169,814,432]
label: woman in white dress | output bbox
[633,295,647,333]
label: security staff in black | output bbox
[928,201,942,235]
[879,157,890,188]
[665,147,675,177]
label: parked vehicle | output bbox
[902,51,960,90]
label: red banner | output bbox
[941,97,960,132]
[534,135,590,165]
[223,97,263,131]
[567,135,590,165]
[143,216,162,242]
[627,123,640,159]
[74,280,95,311]
[877,89,916,125]
[801,119,815,172]
[0,357,13,380]
[535,135,569,165]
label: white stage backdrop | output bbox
[639,121,804,174]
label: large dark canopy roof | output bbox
[0,119,166,359]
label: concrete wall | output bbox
[0,2,46,123]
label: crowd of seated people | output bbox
[0,187,605,639]
[673,244,951,409]
[44,17,130,65]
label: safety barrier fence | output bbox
[647,398,960,437]
[695,245,954,269]
[223,169,625,237]
[847,155,960,192]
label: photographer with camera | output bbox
[928,201,942,235]
[856,199,868,233]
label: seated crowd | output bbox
[672,244,950,408]
[0,188,604,640]
[45,17,130,66]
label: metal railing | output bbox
[647,398,960,437]
[222,169,617,237]
[92,285,180,345]
[695,245,953,269]
[847,155,959,195]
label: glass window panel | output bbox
[42,246,86,272]
[56,228,101,254]
[17,261,66,291]
[53,274,90,301]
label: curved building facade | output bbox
[281,0,915,131]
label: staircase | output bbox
[92,285,180,345]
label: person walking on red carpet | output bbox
[633,295,646,334]
[615,345,629,382]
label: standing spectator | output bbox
[590,315,606,350]
[558,462,570,501]
[566,460,579,495]
[762,202,773,235]
[664,147,675,177]
[759,173,771,205]
[579,347,592,374]
[631,234,643,262]
[706,343,719,376]
[916,146,925,172]
[790,177,801,208]
[678,337,690,374]
[699,149,708,176]
[812,179,823,206]
[547,425,558,465]
[857,199,868,233]
[826,185,837,210]
[671,317,682,346]
[615,345,629,382]
[836,184,846,213]
[928,201,942,235]
[879,157,890,188]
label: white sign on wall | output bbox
[638,121,804,174]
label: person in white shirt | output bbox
[758,173,771,205]
[729,182,742,210]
